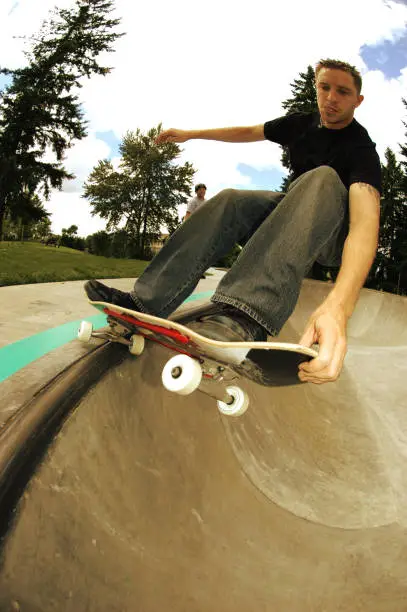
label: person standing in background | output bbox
[184,183,207,221]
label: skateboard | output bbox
[78,301,318,417]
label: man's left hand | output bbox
[298,303,348,384]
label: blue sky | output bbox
[95,130,120,158]
[0,75,12,90]
[237,164,285,192]
[1,0,407,235]
[7,1,18,16]
[361,34,407,78]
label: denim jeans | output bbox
[129,166,348,335]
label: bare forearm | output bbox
[156,124,264,145]
[325,224,378,317]
[188,127,258,142]
[170,125,264,142]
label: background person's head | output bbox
[315,59,364,129]
[195,183,207,199]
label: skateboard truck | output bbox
[78,321,249,417]
[161,354,249,416]
[78,320,145,355]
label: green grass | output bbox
[0,241,149,286]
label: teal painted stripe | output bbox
[0,314,107,383]
[0,290,214,383]
[183,290,213,303]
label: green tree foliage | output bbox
[282,65,318,114]
[369,148,407,294]
[86,230,111,256]
[84,125,195,259]
[3,194,50,240]
[400,98,407,193]
[85,229,152,258]
[62,224,79,238]
[0,0,123,239]
[60,224,86,250]
[215,244,242,269]
[280,66,318,190]
[32,217,52,241]
[369,99,407,295]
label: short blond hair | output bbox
[315,59,362,94]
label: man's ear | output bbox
[355,94,364,109]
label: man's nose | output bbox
[327,90,337,102]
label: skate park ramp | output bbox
[0,280,407,611]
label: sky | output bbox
[1,0,407,237]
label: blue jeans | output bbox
[129,166,348,335]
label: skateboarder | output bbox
[85,58,381,385]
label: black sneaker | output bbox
[190,306,276,385]
[188,305,267,343]
[84,279,139,311]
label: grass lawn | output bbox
[0,241,149,286]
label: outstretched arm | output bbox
[298,182,380,384]
[156,125,265,145]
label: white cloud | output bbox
[357,68,407,159]
[0,0,74,68]
[60,136,111,193]
[45,190,107,235]
[1,0,407,235]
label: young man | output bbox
[85,59,381,385]
[184,183,207,221]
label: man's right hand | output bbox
[155,129,190,144]
[298,302,348,384]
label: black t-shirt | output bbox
[264,111,382,193]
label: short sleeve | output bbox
[349,145,382,195]
[186,198,196,213]
[264,112,312,145]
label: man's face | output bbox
[316,68,364,129]
[196,187,206,199]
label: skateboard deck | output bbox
[78,300,319,416]
[80,300,318,387]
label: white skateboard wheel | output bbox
[217,386,249,417]
[162,354,202,395]
[77,320,93,343]
[129,334,145,355]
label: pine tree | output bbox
[280,66,318,191]
[370,147,407,293]
[400,98,407,195]
[391,98,407,293]
[0,0,123,238]
[84,125,195,259]
[282,66,318,115]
